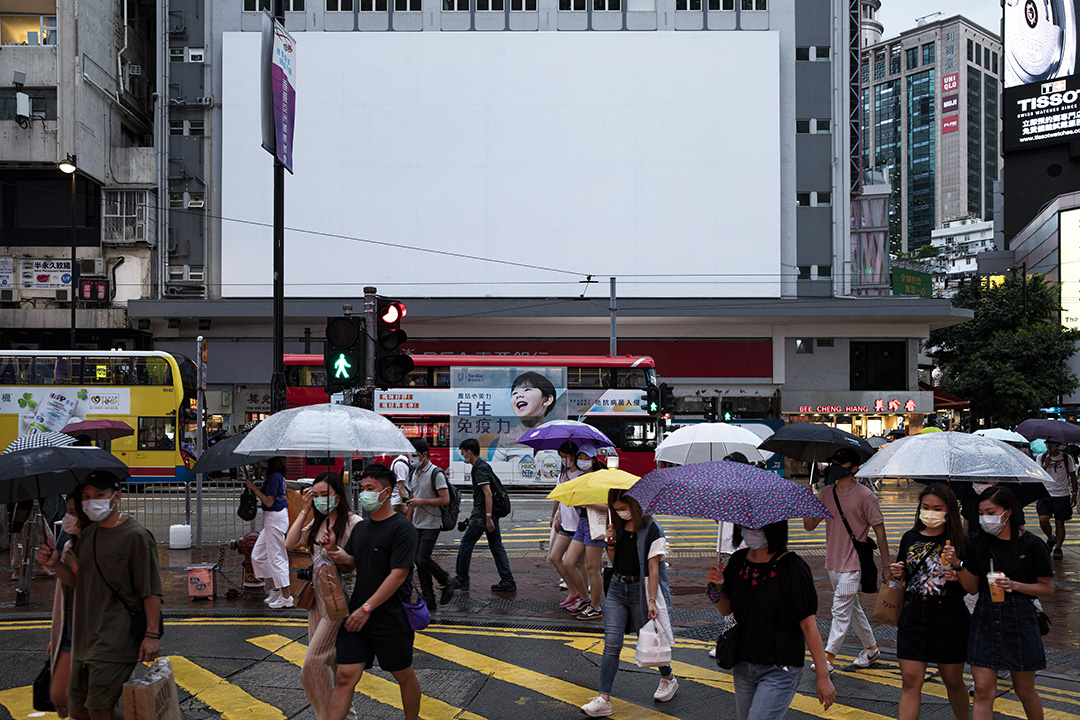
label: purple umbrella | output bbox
[625,461,831,529]
[516,420,615,451]
[1014,419,1080,444]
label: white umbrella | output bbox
[855,431,1051,483]
[235,404,414,457]
[974,428,1028,445]
[655,423,767,465]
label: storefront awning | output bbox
[919,382,969,410]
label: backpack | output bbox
[437,469,463,532]
[489,471,511,519]
[391,456,413,499]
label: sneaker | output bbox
[268,595,294,609]
[440,578,460,605]
[708,646,717,658]
[1053,548,1064,559]
[577,606,603,619]
[491,580,517,593]
[580,696,612,717]
[558,578,568,590]
[851,647,880,668]
[1047,537,1056,551]
[654,676,678,702]
[564,599,588,614]
[810,660,834,673]
[263,590,281,606]
[422,593,437,611]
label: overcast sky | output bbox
[876,0,1001,40]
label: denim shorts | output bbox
[968,593,1046,672]
[572,515,605,547]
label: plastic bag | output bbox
[635,619,672,667]
[312,547,350,621]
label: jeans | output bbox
[825,569,876,656]
[599,578,671,695]
[455,515,514,584]
[415,528,449,597]
[732,662,803,720]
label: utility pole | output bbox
[269,0,287,414]
[609,277,617,356]
[359,287,378,411]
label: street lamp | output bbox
[59,154,77,349]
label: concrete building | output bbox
[860,13,1002,253]
[929,217,995,297]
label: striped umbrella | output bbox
[3,431,77,455]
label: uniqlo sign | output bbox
[942,115,960,134]
[942,73,959,93]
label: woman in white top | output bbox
[548,441,590,610]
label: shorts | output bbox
[68,658,136,712]
[59,616,73,654]
[1037,496,1073,521]
[572,515,605,547]
[557,528,575,538]
[336,630,414,672]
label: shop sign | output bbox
[782,391,933,415]
[892,268,932,298]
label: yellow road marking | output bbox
[248,633,487,720]
[0,685,35,720]
[169,655,286,720]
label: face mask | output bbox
[82,497,115,523]
[358,490,385,513]
[615,508,633,521]
[314,497,338,515]
[61,513,80,536]
[979,513,1007,536]
[742,528,769,549]
[825,463,853,483]
[577,459,594,471]
[919,509,947,528]
[972,482,993,496]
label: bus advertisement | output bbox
[285,354,660,484]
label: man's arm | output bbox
[139,594,162,662]
[872,521,890,581]
[804,517,822,532]
[343,566,411,632]
[482,484,494,531]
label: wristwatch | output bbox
[362,602,373,613]
[951,560,964,571]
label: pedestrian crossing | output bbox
[2,619,1080,720]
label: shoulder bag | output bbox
[833,486,879,594]
[92,530,165,640]
[32,661,55,712]
[237,488,258,521]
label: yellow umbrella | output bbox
[546,468,639,507]
[919,426,943,433]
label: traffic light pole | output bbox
[269,0,286,415]
[609,277,617,356]
[358,286,377,411]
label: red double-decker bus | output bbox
[284,353,660,484]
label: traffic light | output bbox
[659,383,675,412]
[721,400,734,422]
[703,396,718,422]
[374,298,414,387]
[324,316,364,392]
[645,386,661,414]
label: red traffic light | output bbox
[380,301,407,325]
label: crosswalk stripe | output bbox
[412,633,683,719]
[248,633,488,720]
[0,686,35,720]
[168,655,286,720]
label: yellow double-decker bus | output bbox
[0,350,197,484]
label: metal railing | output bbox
[120,480,257,546]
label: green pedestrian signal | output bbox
[324,317,364,393]
[333,352,354,380]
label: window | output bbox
[922,42,934,64]
[992,51,998,74]
[0,88,57,120]
[168,265,185,281]
[796,192,811,207]
[566,367,607,388]
[170,48,184,63]
[795,338,814,354]
[327,0,355,8]
[138,417,176,452]
[906,47,918,70]
[169,121,183,135]
[187,120,205,136]
[709,0,735,8]
[169,193,184,209]
[817,266,832,278]
[816,337,834,347]
[444,0,468,10]
[594,0,620,11]
[102,190,154,244]
[361,0,389,9]
[974,42,982,66]
[889,47,901,75]
[795,47,810,62]
[396,0,422,9]
[874,59,884,80]
[850,341,906,391]
[677,0,702,10]
[796,119,811,134]
[510,0,536,10]
[813,118,831,134]
[816,191,832,207]
[985,47,991,69]
[967,38,973,61]
[244,0,304,8]
[186,48,205,63]
[187,266,205,282]
[477,0,504,10]
[0,14,57,46]
[814,46,830,61]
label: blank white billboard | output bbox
[221,31,781,298]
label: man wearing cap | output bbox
[1037,440,1076,560]
[803,449,889,673]
[39,472,163,720]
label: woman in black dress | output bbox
[955,486,1053,720]
[888,483,968,720]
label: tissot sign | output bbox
[781,391,934,415]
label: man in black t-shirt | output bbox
[329,464,420,720]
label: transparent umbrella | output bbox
[235,404,414,458]
[973,428,1028,445]
[654,423,766,465]
[855,431,1051,484]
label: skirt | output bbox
[967,593,1046,672]
[896,594,969,664]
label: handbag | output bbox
[237,489,258,521]
[402,592,431,631]
[92,533,164,640]
[833,486,879,594]
[635,619,672,667]
[32,660,55,712]
[871,581,903,625]
[1037,610,1051,636]
[713,619,739,670]
[294,580,315,610]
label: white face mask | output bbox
[979,513,1007,536]
[61,513,80,536]
[82,497,115,523]
[742,528,769,549]
[615,508,633,521]
[919,509,947,528]
[972,482,993,496]
[577,459,594,471]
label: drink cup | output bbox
[987,572,1006,602]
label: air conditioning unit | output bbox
[80,258,105,276]
[186,197,204,208]
[128,65,143,76]
[55,289,70,303]
[0,287,18,302]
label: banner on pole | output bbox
[260,12,296,173]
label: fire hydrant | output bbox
[232,533,264,590]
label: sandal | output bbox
[558,594,582,608]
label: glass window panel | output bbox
[138,417,176,451]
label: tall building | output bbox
[860,14,1002,253]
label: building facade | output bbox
[929,217,995,297]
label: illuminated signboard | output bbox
[1062,208,1080,329]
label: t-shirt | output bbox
[260,472,288,512]
[468,458,495,517]
[965,530,1053,599]
[821,483,884,573]
[343,512,419,635]
[391,455,412,506]
[1037,452,1075,497]
[411,463,448,530]
[556,468,584,530]
[895,529,965,600]
[613,521,665,577]
[723,550,817,667]
[71,517,163,663]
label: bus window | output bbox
[138,417,176,451]
[390,417,449,448]
[622,420,657,450]
[285,365,325,388]
[567,367,608,389]
[83,357,118,384]
[0,355,20,384]
[402,368,429,387]
[33,357,58,384]
[132,357,173,386]
[614,368,649,389]
[433,368,451,388]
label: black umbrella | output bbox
[191,434,273,475]
[1015,419,1080,444]
[757,422,876,463]
[0,446,130,504]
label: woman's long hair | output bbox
[307,471,352,548]
[913,483,965,555]
[607,489,651,531]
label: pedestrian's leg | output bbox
[389,666,422,720]
[970,665,998,720]
[937,663,970,720]
[329,663,365,720]
[584,545,604,610]
[49,651,72,715]
[730,662,759,720]
[454,517,484,585]
[1054,518,1067,552]
[486,519,514,583]
[302,614,354,720]
[1010,671,1044,720]
[265,510,292,598]
[549,533,584,603]
[1038,514,1054,544]
[415,529,443,600]
[897,659,927,720]
[598,582,629,698]
[743,664,802,720]
[824,571,855,658]
[847,590,877,653]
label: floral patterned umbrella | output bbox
[625,461,830,529]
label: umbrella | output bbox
[3,431,76,454]
[919,426,943,433]
[61,419,134,441]
[546,468,639,506]
[866,436,890,449]
[516,419,615,451]
[757,422,876,464]
[191,434,274,474]
[235,403,414,458]
[1015,418,1080,444]
[974,428,1028,445]
[654,423,766,465]
[625,461,831,528]
[855,431,1051,484]
[0,446,130,504]
[1031,439,1047,455]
